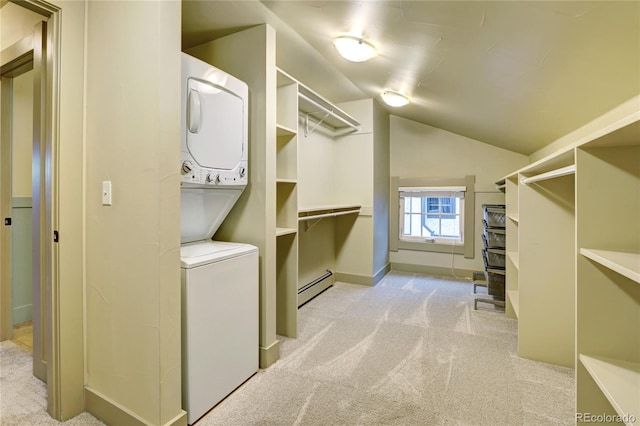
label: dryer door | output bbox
[186,78,244,170]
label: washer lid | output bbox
[180,241,258,268]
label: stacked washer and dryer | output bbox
[179,53,258,425]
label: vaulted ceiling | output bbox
[182,1,640,155]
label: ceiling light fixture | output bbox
[332,36,377,62]
[381,90,410,107]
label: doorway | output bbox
[8,64,34,352]
[0,5,48,383]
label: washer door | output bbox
[186,77,244,170]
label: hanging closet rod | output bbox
[298,91,361,132]
[521,165,576,185]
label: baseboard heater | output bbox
[298,270,333,307]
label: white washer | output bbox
[181,241,258,425]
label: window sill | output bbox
[397,240,465,255]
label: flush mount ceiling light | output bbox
[332,36,377,62]
[381,90,410,107]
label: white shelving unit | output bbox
[497,148,576,368]
[498,113,639,418]
[275,68,364,336]
[575,116,640,421]
[275,68,299,338]
[504,175,520,320]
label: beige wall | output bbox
[0,2,42,50]
[390,115,528,273]
[333,100,375,280]
[298,98,385,283]
[11,70,32,197]
[298,110,339,283]
[84,1,183,424]
[0,0,42,200]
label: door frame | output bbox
[1,0,67,420]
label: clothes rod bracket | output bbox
[304,111,331,137]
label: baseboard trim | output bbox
[85,387,187,426]
[12,304,32,326]
[163,411,188,426]
[390,262,474,280]
[373,263,391,285]
[259,339,280,368]
[333,272,374,286]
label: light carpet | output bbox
[0,271,574,425]
[0,340,104,425]
[196,271,574,425]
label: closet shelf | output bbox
[276,124,297,137]
[521,165,576,185]
[298,84,360,136]
[580,249,640,284]
[298,205,361,222]
[579,354,640,425]
[276,178,297,184]
[507,252,520,270]
[508,290,520,318]
[276,227,297,237]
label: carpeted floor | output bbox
[196,271,575,425]
[0,340,104,425]
[0,271,574,425]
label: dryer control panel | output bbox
[180,152,247,187]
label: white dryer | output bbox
[180,53,257,425]
[180,52,248,244]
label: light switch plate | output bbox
[102,181,112,206]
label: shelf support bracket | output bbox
[303,217,323,231]
[304,111,330,137]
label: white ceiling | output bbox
[182,1,640,155]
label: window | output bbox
[400,187,464,245]
[390,176,475,258]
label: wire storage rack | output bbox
[474,204,507,310]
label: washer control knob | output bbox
[206,173,213,183]
[181,161,193,174]
[214,174,221,184]
[239,167,246,178]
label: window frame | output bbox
[400,192,465,245]
[390,176,475,258]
